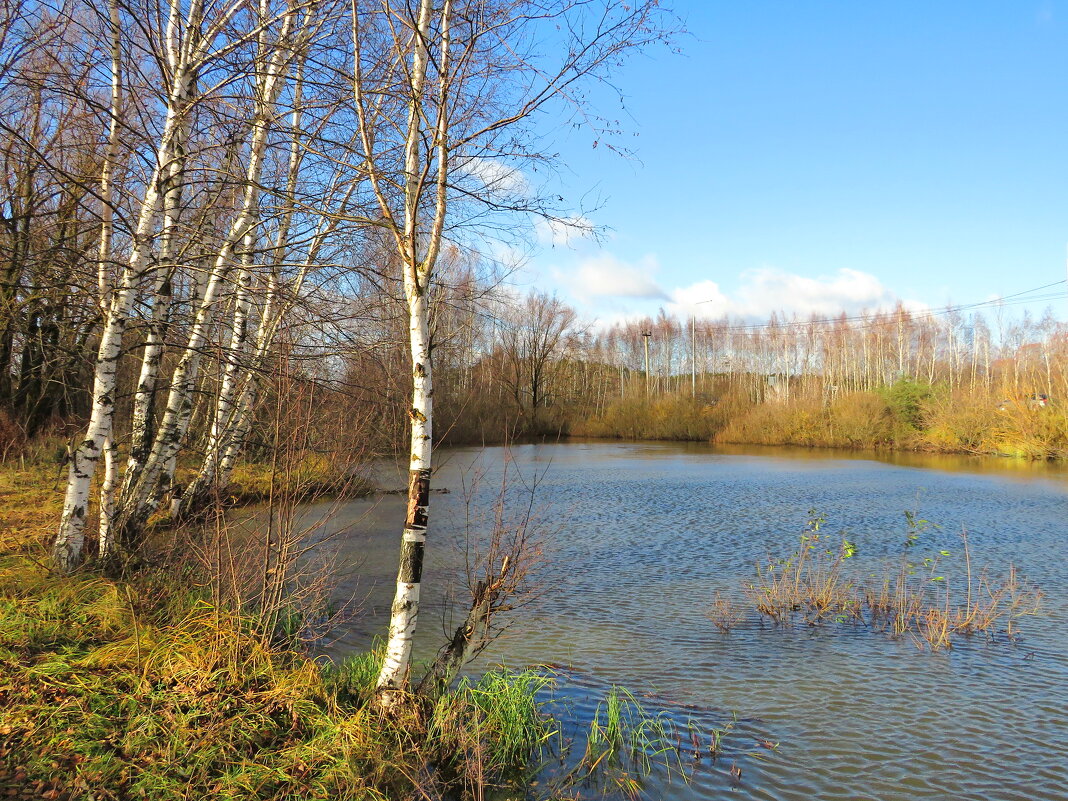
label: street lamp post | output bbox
[691,315,696,398]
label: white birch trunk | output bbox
[118,113,187,514]
[183,238,255,502]
[94,0,123,562]
[376,0,448,697]
[212,236,255,449]
[54,197,157,571]
[53,0,213,570]
[98,434,118,558]
[96,0,121,306]
[182,179,351,516]
[203,205,342,498]
[376,288,433,692]
[116,229,252,535]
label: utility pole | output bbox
[642,331,651,398]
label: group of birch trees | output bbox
[0,0,665,694]
[30,0,360,572]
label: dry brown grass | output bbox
[706,590,744,633]
[0,463,63,554]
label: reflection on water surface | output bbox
[312,442,1068,801]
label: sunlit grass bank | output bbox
[571,394,742,441]
[1,461,543,800]
[0,464,65,554]
[716,387,1068,459]
[0,558,565,799]
[573,381,1068,460]
[0,557,696,800]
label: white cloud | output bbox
[667,267,905,321]
[666,279,731,317]
[457,156,529,199]
[534,215,595,248]
[531,248,926,326]
[558,252,669,301]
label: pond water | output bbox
[309,441,1068,801]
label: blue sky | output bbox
[509,1,1068,325]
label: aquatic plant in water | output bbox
[723,511,1043,650]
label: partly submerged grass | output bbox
[720,514,1043,650]
[583,687,680,778]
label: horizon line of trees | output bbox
[5,261,1067,461]
[283,285,1068,449]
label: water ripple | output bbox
[321,442,1068,801]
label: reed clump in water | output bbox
[560,686,689,800]
[742,512,863,625]
[707,590,744,632]
[725,513,1043,650]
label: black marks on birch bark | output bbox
[397,468,430,584]
[398,539,425,585]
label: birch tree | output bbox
[52,0,201,571]
[52,0,306,570]
[348,0,669,700]
[108,0,304,549]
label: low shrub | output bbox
[716,391,897,449]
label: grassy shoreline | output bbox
[0,459,685,800]
[569,384,1068,461]
[0,555,564,799]
[0,461,558,800]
